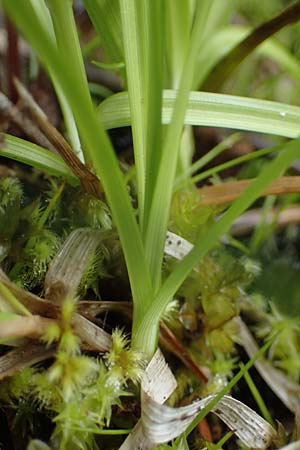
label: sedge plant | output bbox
[2,0,300,362]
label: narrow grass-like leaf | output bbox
[30,0,83,160]
[142,0,164,234]
[133,138,300,352]
[143,1,213,294]
[3,0,153,318]
[187,144,282,188]
[165,0,191,88]
[83,0,124,70]
[0,282,32,316]
[242,363,274,425]
[1,134,79,185]
[0,311,21,321]
[164,1,193,177]
[118,0,148,219]
[175,132,242,188]
[46,0,90,161]
[98,90,300,138]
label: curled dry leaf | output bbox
[141,392,276,448]
[44,228,102,304]
[0,342,54,380]
[119,349,177,450]
[120,349,276,450]
[236,317,300,415]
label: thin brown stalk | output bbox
[4,16,20,102]
[203,1,300,91]
[14,78,102,198]
[0,315,55,340]
[159,322,209,383]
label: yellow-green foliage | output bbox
[0,316,145,450]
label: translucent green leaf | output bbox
[98,90,300,138]
[0,134,79,185]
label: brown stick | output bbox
[159,322,209,383]
[4,16,20,103]
[14,79,102,198]
[203,1,300,91]
[199,176,300,206]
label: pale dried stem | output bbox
[231,205,300,236]
[0,90,54,149]
[0,315,54,340]
[236,317,300,415]
[199,176,300,206]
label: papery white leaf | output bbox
[119,349,177,450]
[141,391,276,448]
[236,317,300,415]
[119,349,276,450]
[142,348,177,403]
[279,441,300,450]
[45,228,102,304]
[165,232,193,261]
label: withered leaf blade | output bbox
[0,342,54,380]
[120,349,276,450]
[0,268,58,318]
[236,317,300,415]
[72,313,111,352]
[119,349,177,450]
[0,90,54,149]
[141,392,276,448]
[44,228,102,304]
